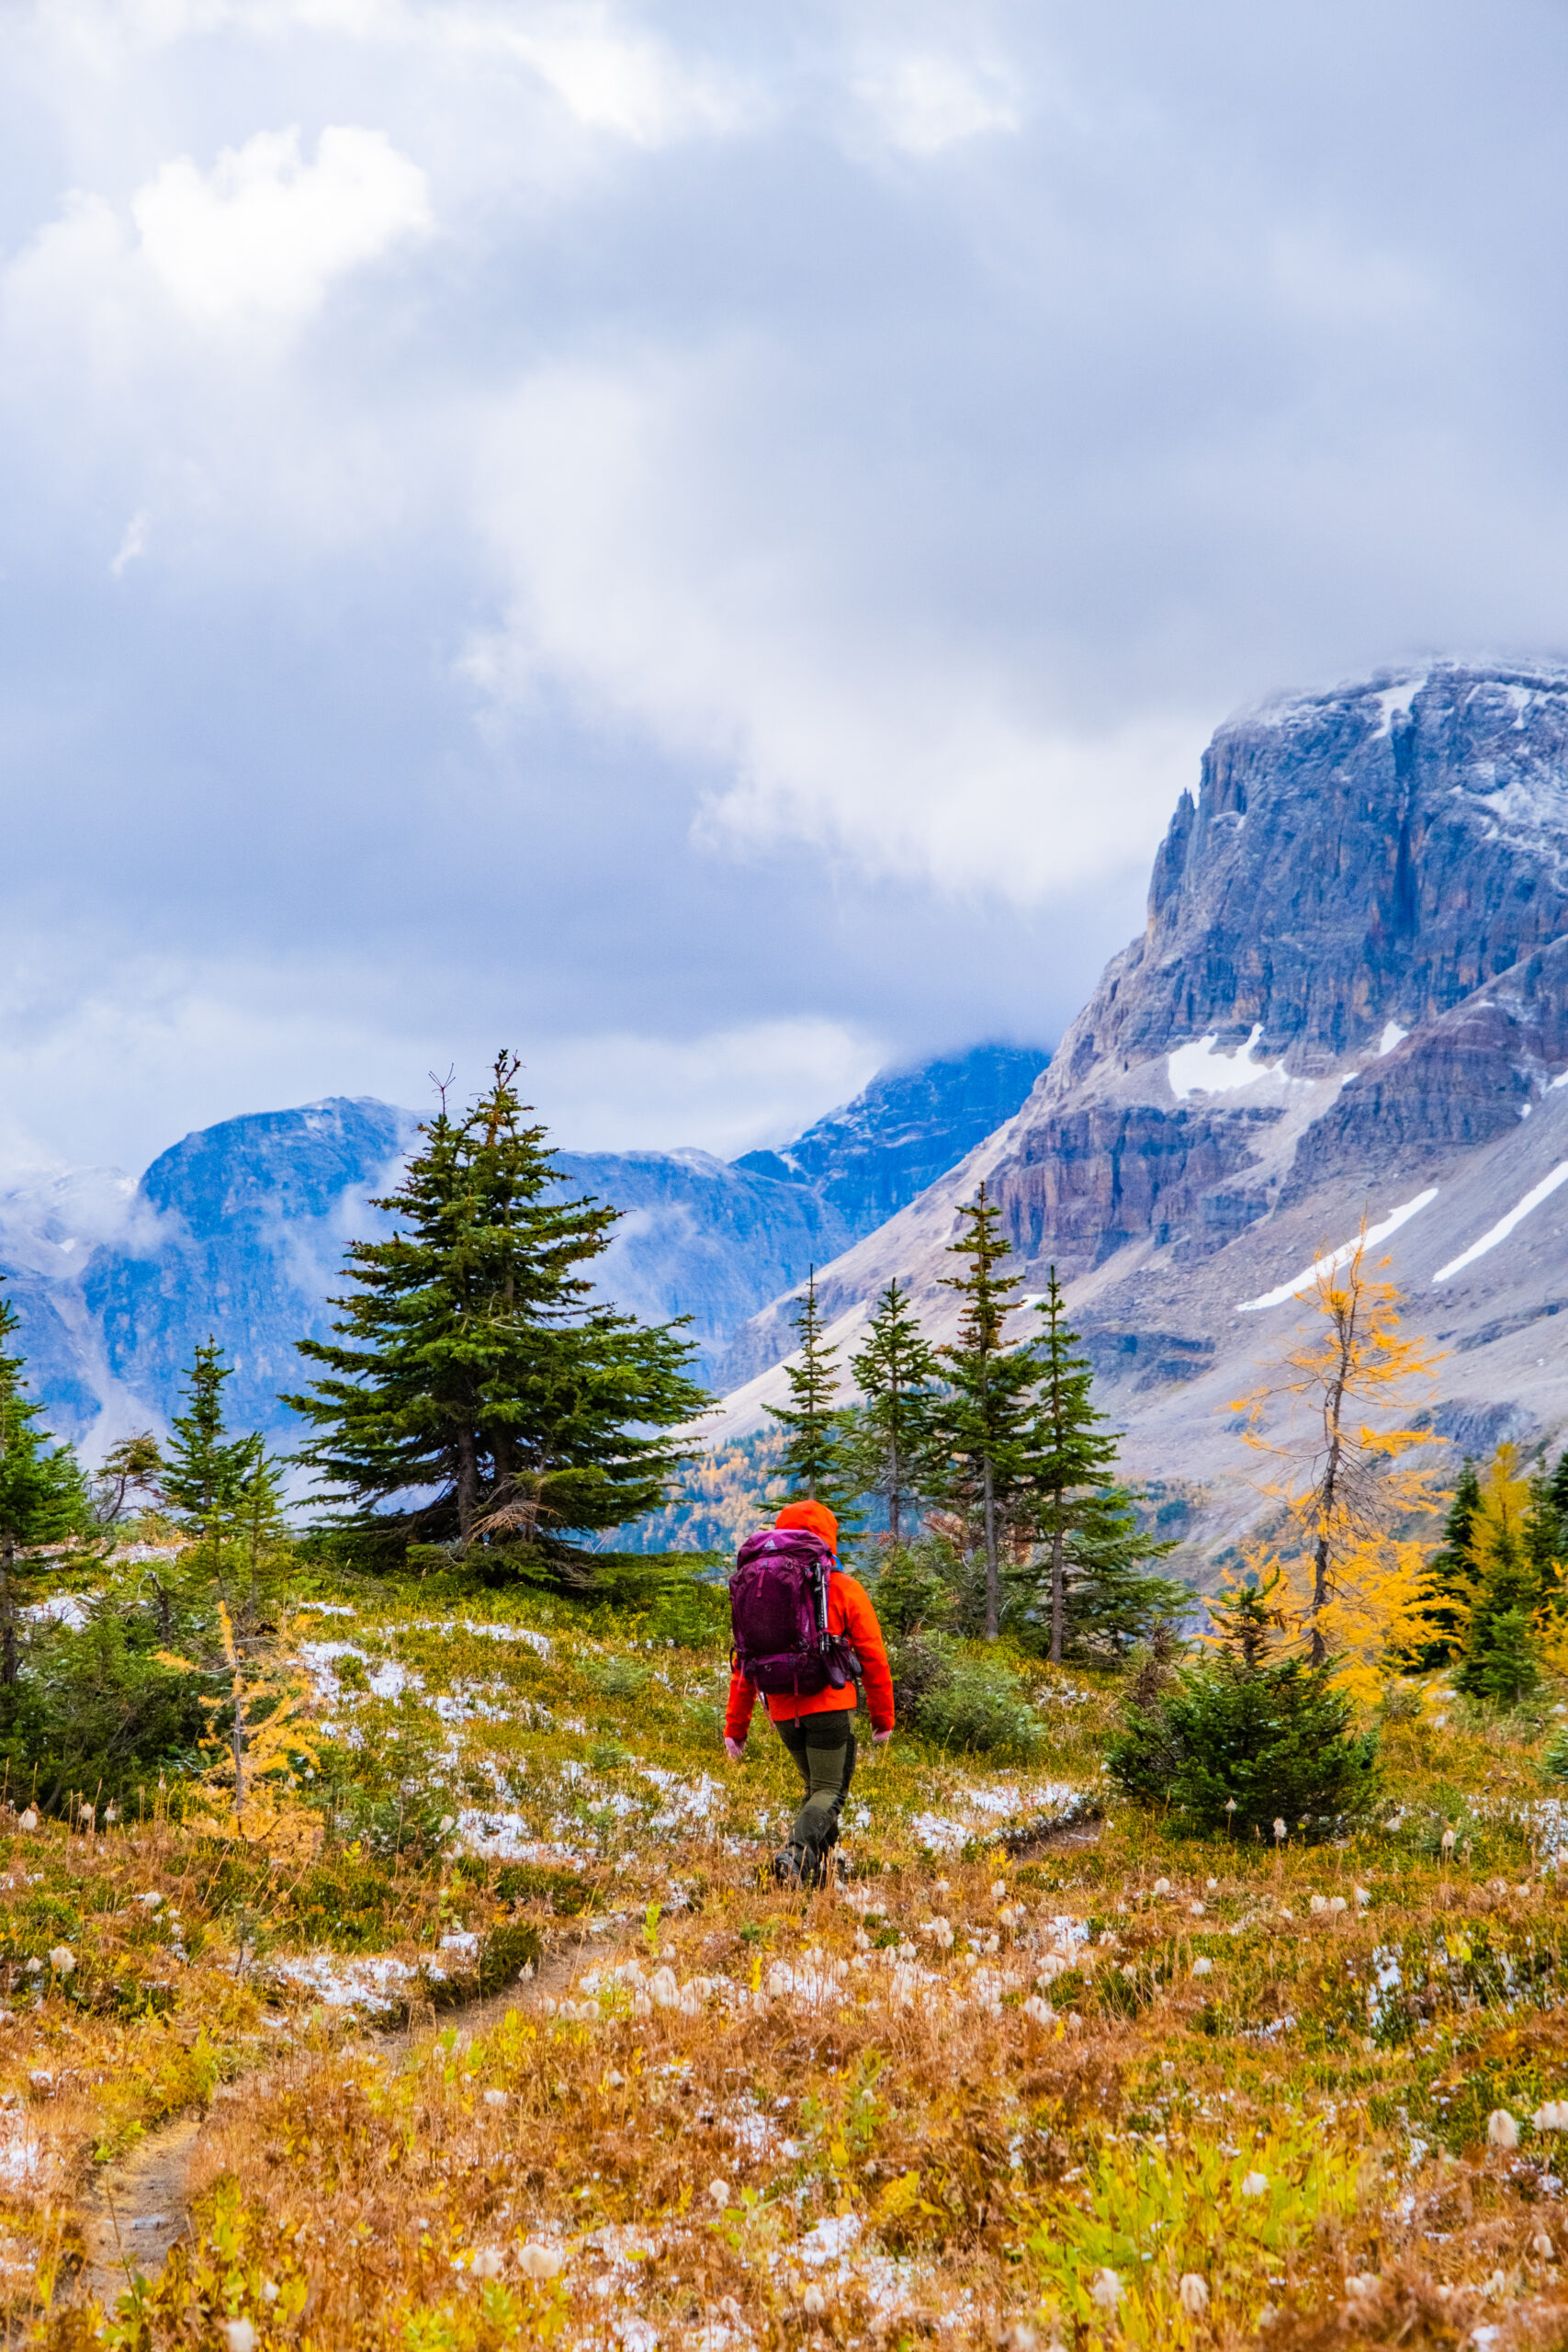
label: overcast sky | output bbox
[6,1,1568,1174]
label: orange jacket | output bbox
[725,1569,895,1740]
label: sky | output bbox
[6,1,1568,1176]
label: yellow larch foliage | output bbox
[1229,1222,1446,1693]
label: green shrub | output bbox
[887,1634,1043,1761]
[1104,1574,1379,1839]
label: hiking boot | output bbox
[772,1844,809,1888]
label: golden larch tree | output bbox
[1230,1223,1446,1701]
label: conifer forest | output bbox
[0,1056,1551,2346]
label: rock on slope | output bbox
[714,663,1568,1541]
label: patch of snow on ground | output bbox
[23,1595,93,1630]
[268,1953,419,2015]
[1237,1188,1438,1312]
[1168,1024,1296,1101]
[1432,1162,1568,1283]
[799,2214,861,2266]
[455,1809,588,1865]
[909,1781,1085,1852]
[413,1619,551,1657]
[1376,1021,1407,1056]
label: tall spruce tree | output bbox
[1456,1444,1545,1702]
[163,1340,254,1556]
[767,1268,860,1531]
[1416,1457,1481,1668]
[1024,1267,1183,1664]
[288,1056,707,1549]
[930,1186,1041,1642]
[0,1295,87,1684]
[1525,1461,1564,1610]
[849,1279,940,1546]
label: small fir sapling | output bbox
[1105,1569,1380,1838]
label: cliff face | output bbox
[714,663,1568,1535]
[737,1044,1049,1240]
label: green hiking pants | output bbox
[775,1708,857,1857]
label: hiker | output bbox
[722,1498,894,1886]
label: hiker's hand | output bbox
[872,1730,892,1746]
[724,1737,745,1762]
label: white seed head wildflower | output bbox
[648,1965,679,2008]
[260,2280,278,2302]
[1021,1996,1055,2028]
[1240,2170,1269,2199]
[1065,2011,1083,2035]
[1328,1895,1347,1915]
[1191,1957,1213,1977]
[802,2284,826,2316]
[1345,2274,1381,2301]
[482,2087,507,2108]
[1441,1826,1457,1855]
[24,1959,40,1974]
[1206,1876,1218,1889]
[708,2177,730,2210]
[17,1811,37,1832]
[1273,1818,1287,1842]
[1309,1894,1328,1915]
[1534,2230,1558,2260]
[990,1881,1006,1901]
[517,2243,565,2281]
[1089,2269,1122,2312]
[1178,2275,1209,2315]
[223,2324,256,2352]
[1190,1900,1204,1917]
[1355,1885,1371,1906]
[1535,2101,1568,2131]
[471,2247,505,2279]
[438,1815,456,1836]
[1487,2109,1519,2150]
[934,1879,950,1895]
[1151,1877,1170,1896]
[49,1946,74,1974]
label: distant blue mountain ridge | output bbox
[0,1042,1047,1455]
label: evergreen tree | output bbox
[90,1432,164,1530]
[288,1055,707,1549]
[0,1295,88,1684]
[1021,1267,1184,1663]
[929,1185,1041,1642]
[1105,1571,1380,1838]
[1415,1458,1481,1668]
[767,1268,860,1531]
[163,1341,254,1554]
[848,1279,940,1546]
[1551,1445,1568,1524]
[1455,1444,1545,1702]
[1525,1462,1564,1611]
[235,1439,290,1615]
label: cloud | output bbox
[130,125,431,329]
[8,0,1568,1177]
[467,348,1205,902]
[853,51,1020,155]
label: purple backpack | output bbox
[730,1526,861,1705]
